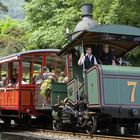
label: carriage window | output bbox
[46,54,56,73]
[55,56,66,75]
[46,54,65,74]
[22,62,31,84]
[22,54,43,85]
[57,56,66,83]
[46,54,66,81]
[33,55,42,84]
[22,55,32,84]
[11,61,19,84]
[0,63,8,87]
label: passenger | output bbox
[43,66,56,81]
[7,80,12,88]
[51,70,57,82]
[63,76,69,83]
[11,68,18,84]
[78,47,98,69]
[58,72,65,83]
[32,75,36,84]
[35,74,43,84]
[42,66,50,80]
[100,45,116,65]
[2,74,8,87]
[22,78,27,84]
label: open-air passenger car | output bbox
[0,49,67,125]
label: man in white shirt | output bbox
[78,47,98,69]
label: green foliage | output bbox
[94,0,140,27]
[0,18,27,56]
[0,0,140,66]
[126,47,140,66]
[24,0,96,49]
[40,79,52,96]
[24,0,140,48]
[23,0,140,66]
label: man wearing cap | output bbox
[78,47,98,69]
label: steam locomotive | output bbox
[51,3,140,134]
[0,3,140,135]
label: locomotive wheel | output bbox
[14,119,22,125]
[25,116,31,127]
[128,122,138,134]
[109,122,121,134]
[3,118,11,127]
[86,116,97,134]
[53,120,62,131]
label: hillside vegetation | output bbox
[0,0,140,65]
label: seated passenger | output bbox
[78,47,98,69]
[100,45,116,65]
[11,68,18,84]
[63,76,69,83]
[35,74,43,84]
[7,80,12,88]
[51,70,58,82]
[22,78,27,84]
[58,72,65,83]
[32,75,36,84]
[43,66,56,81]
[2,74,8,87]
[42,66,50,80]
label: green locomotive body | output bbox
[87,65,140,118]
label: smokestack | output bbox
[81,3,93,18]
[74,3,98,32]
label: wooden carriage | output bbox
[0,49,67,125]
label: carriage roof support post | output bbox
[66,53,70,79]
[81,41,88,103]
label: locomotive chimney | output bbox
[68,3,98,40]
[81,3,93,18]
[74,3,98,32]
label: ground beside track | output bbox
[0,121,140,140]
[1,129,140,140]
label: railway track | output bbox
[25,129,140,140]
[1,125,140,140]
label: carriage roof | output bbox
[0,49,60,64]
[59,24,140,57]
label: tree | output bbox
[24,0,96,49]
[0,18,27,56]
[25,0,140,48]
